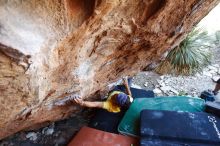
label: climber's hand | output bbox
[69,94,81,100]
[122,76,129,86]
[122,76,132,97]
[74,96,84,106]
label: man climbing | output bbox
[74,77,133,113]
[213,78,220,95]
[201,78,220,102]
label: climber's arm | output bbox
[123,77,132,97]
[74,97,104,108]
[213,78,220,95]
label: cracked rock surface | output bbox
[1,36,220,146]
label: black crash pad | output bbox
[88,86,154,134]
[205,101,220,117]
[88,108,126,134]
[140,110,220,146]
[115,85,154,99]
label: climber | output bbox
[213,78,220,95]
[74,77,133,113]
[200,78,220,102]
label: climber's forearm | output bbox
[81,101,104,108]
[214,83,220,93]
[74,97,104,108]
[123,77,132,97]
[125,83,132,97]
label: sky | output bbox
[198,3,220,34]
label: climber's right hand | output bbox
[73,96,84,106]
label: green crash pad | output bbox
[118,96,205,137]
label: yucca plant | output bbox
[156,28,212,75]
[215,30,220,46]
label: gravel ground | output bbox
[132,46,220,100]
[1,46,219,146]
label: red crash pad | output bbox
[68,126,139,146]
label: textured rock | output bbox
[0,0,219,139]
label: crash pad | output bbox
[115,85,155,98]
[118,96,205,137]
[88,86,154,133]
[140,109,220,146]
[205,101,220,117]
[68,126,138,146]
[200,90,215,102]
[88,108,126,134]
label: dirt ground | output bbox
[0,109,94,146]
[0,46,219,146]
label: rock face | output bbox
[0,0,219,139]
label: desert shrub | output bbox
[215,30,220,46]
[156,28,212,75]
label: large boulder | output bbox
[0,0,219,139]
